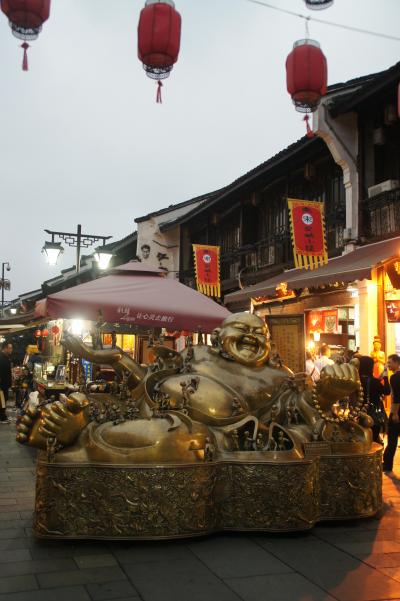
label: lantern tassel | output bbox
[156,80,163,104]
[304,114,314,138]
[21,42,29,71]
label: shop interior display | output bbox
[16,312,381,540]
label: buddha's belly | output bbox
[54,418,212,464]
[159,374,250,421]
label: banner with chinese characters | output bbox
[266,315,305,373]
[287,198,328,270]
[193,244,221,297]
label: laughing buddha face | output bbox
[216,313,270,367]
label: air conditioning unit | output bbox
[343,228,353,242]
[368,179,400,198]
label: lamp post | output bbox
[1,262,11,318]
[42,225,112,273]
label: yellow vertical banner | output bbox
[193,245,221,297]
[287,198,328,270]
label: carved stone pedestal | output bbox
[34,446,382,540]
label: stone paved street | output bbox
[2,420,400,601]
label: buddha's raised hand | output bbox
[315,363,359,411]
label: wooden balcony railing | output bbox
[363,187,400,240]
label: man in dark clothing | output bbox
[383,354,400,472]
[359,355,390,444]
[0,341,13,424]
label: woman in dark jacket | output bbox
[358,355,390,444]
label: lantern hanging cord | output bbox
[244,0,400,42]
[304,16,310,40]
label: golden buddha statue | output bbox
[16,312,381,539]
[371,335,386,379]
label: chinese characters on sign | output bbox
[193,244,221,298]
[117,307,175,324]
[287,198,328,270]
[266,315,305,373]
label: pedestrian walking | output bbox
[315,344,334,372]
[0,341,13,424]
[383,354,400,472]
[358,355,390,444]
[306,351,320,382]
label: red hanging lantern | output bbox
[1,0,51,71]
[138,0,181,103]
[34,328,41,338]
[51,325,60,335]
[286,39,327,136]
[304,0,334,9]
[42,328,49,338]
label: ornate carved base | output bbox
[34,446,382,540]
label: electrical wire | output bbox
[244,0,400,42]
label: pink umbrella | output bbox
[35,262,230,333]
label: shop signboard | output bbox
[265,314,305,373]
[192,244,221,298]
[287,198,328,270]
[386,300,400,322]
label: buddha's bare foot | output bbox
[16,404,44,447]
[16,393,90,449]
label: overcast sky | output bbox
[0,0,399,299]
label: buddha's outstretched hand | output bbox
[315,363,359,410]
[16,393,90,449]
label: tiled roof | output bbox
[135,191,222,223]
[160,136,321,232]
[100,231,137,252]
[327,61,400,116]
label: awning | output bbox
[34,262,230,333]
[225,236,400,306]
[0,311,47,334]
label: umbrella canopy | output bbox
[34,262,230,333]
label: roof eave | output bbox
[160,137,318,232]
[329,62,400,118]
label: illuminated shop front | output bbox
[225,236,400,372]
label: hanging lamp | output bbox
[138,0,182,103]
[286,38,327,137]
[0,0,51,70]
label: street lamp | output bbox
[93,248,114,270]
[42,241,64,266]
[42,225,112,273]
[1,262,11,318]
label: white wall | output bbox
[136,200,205,278]
[314,102,359,243]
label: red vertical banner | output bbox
[193,244,221,297]
[288,198,328,270]
[322,309,338,333]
